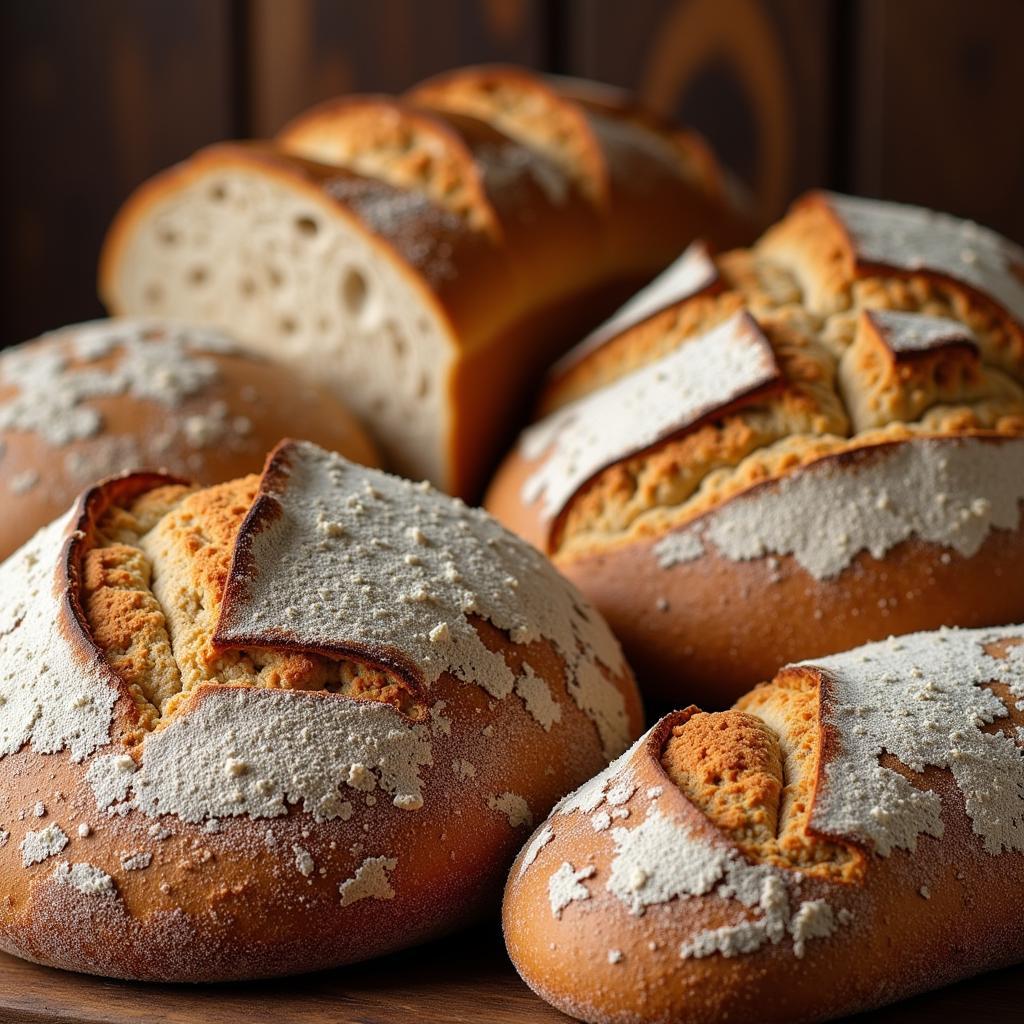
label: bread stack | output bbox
[1,60,1024,1024]
[100,65,750,499]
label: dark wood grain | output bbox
[0,926,1022,1024]
[850,0,1024,244]
[565,0,837,224]
[0,0,237,347]
[246,0,548,137]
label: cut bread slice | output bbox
[101,66,751,498]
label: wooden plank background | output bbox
[1,0,1023,346]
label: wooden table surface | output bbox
[0,924,1020,1024]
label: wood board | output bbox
[0,924,1021,1023]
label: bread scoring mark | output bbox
[543,718,849,961]
[278,97,502,237]
[0,472,174,766]
[654,435,1024,580]
[552,240,720,376]
[863,309,979,360]
[216,440,631,759]
[520,310,782,527]
[822,191,1024,325]
[804,626,1024,856]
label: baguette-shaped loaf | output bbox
[0,318,378,561]
[99,65,750,499]
[505,624,1024,1023]
[0,440,642,981]
[487,191,1024,704]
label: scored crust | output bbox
[487,191,1024,704]
[101,64,750,500]
[0,319,379,562]
[0,441,642,981]
[504,624,1024,1024]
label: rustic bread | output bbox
[504,624,1024,1023]
[487,191,1024,705]
[99,64,750,500]
[0,318,378,562]
[0,440,642,981]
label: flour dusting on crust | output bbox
[0,516,119,763]
[825,192,1024,323]
[338,855,398,907]
[88,687,433,820]
[216,441,630,758]
[655,436,1024,580]
[553,240,719,374]
[521,311,780,523]
[807,625,1024,855]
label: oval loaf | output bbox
[487,191,1024,704]
[0,440,642,981]
[0,318,378,561]
[504,623,1024,1023]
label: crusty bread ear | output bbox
[100,65,750,499]
[505,624,1024,1024]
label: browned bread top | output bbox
[504,624,1024,1022]
[0,441,642,980]
[0,319,379,562]
[492,192,1024,567]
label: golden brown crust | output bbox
[504,626,1024,1023]
[0,321,379,562]
[487,191,1024,705]
[101,66,751,500]
[0,445,643,982]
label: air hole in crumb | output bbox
[317,316,331,333]
[143,283,164,306]
[295,215,319,237]
[416,372,431,398]
[158,227,179,247]
[341,268,369,318]
[388,325,407,358]
[269,267,285,288]
[210,182,228,202]
[280,316,298,335]
[187,266,209,286]
[240,276,257,297]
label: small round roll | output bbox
[504,624,1024,1023]
[0,439,642,981]
[487,190,1024,707]
[0,318,379,561]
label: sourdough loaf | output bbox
[0,319,377,562]
[0,440,641,981]
[504,624,1024,1023]
[487,191,1024,705]
[99,64,750,499]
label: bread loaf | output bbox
[487,191,1024,705]
[99,64,750,499]
[0,318,378,561]
[504,624,1024,1023]
[0,440,642,981]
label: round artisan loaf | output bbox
[0,318,378,561]
[504,624,1024,1023]
[0,439,642,981]
[487,190,1024,706]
